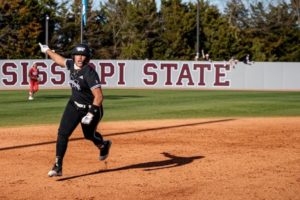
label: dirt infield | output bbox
[0,117,299,200]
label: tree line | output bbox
[0,0,299,61]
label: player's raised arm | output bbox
[39,43,66,67]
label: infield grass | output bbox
[0,89,300,127]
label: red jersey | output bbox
[29,67,39,81]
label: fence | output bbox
[1,60,299,91]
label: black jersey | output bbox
[66,59,101,105]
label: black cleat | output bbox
[48,164,62,177]
[100,140,112,161]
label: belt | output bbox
[74,101,91,109]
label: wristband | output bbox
[88,105,100,115]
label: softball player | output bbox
[28,63,40,100]
[39,43,112,177]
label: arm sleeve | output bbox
[65,59,73,70]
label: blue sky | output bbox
[57,0,227,12]
[57,0,290,13]
[156,0,227,11]
[56,0,291,11]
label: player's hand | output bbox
[39,43,50,53]
[81,113,94,125]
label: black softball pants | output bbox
[55,99,104,162]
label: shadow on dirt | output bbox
[0,118,235,151]
[57,152,205,181]
[105,118,235,137]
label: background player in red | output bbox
[39,42,112,177]
[28,63,40,100]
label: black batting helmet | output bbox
[71,44,91,58]
[71,44,91,65]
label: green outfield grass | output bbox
[0,89,300,127]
